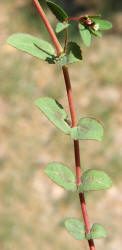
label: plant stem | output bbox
[62,67,81,186]
[62,66,77,127]
[67,17,80,22]
[32,1,95,249]
[79,193,95,250]
[32,0,62,56]
[64,28,68,53]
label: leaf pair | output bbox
[35,97,103,141]
[7,33,82,66]
[65,218,107,240]
[45,162,112,192]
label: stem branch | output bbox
[32,1,95,249]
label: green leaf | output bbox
[7,33,57,64]
[58,42,82,66]
[90,28,102,38]
[70,117,104,141]
[79,24,91,47]
[92,19,112,30]
[35,97,71,134]
[79,169,112,192]
[79,24,85,30]
[65,218,85,240]
[86,223,107,240]
[56,22,69,33]
[46,1,68,22]
[45,162,76,191]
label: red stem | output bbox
[74,140,81,186]
[62,67,81,186]
[32,1,95,249]
[67,17,80,22]
[79,193,95,249]
[32,0,62,56]
[66,15,84,22]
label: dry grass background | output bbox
[0,1,122,250]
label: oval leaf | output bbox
[58,42,82,66]
[56,22,69,33]
[45,162,76,191]
[79,24,91,47]
[70,117,104,141]
[92,19,112,30]
[86,223,107,240]
[7,33,57,64]
[65,218,85,240]
[46,1,68,22]
[79,169,112,192]
[35,97,71,134]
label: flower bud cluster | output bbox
[80,16,99,31]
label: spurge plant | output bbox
[7,1,112,249]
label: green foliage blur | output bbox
[41,0,122,15]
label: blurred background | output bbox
[0,0,122,249]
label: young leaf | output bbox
[79,24,91,47]
[79,169,112,192]
[7,33,57,64]
[92,19,112,30]
[56,22,69,33]
[45,162,76,191]
[70,117,104,141]
[35,97,71,134]
[58,42,82,66]
[90,28,102,38]
[86,223,107,240]
[46,1,68,22]
[64,218,85,240]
